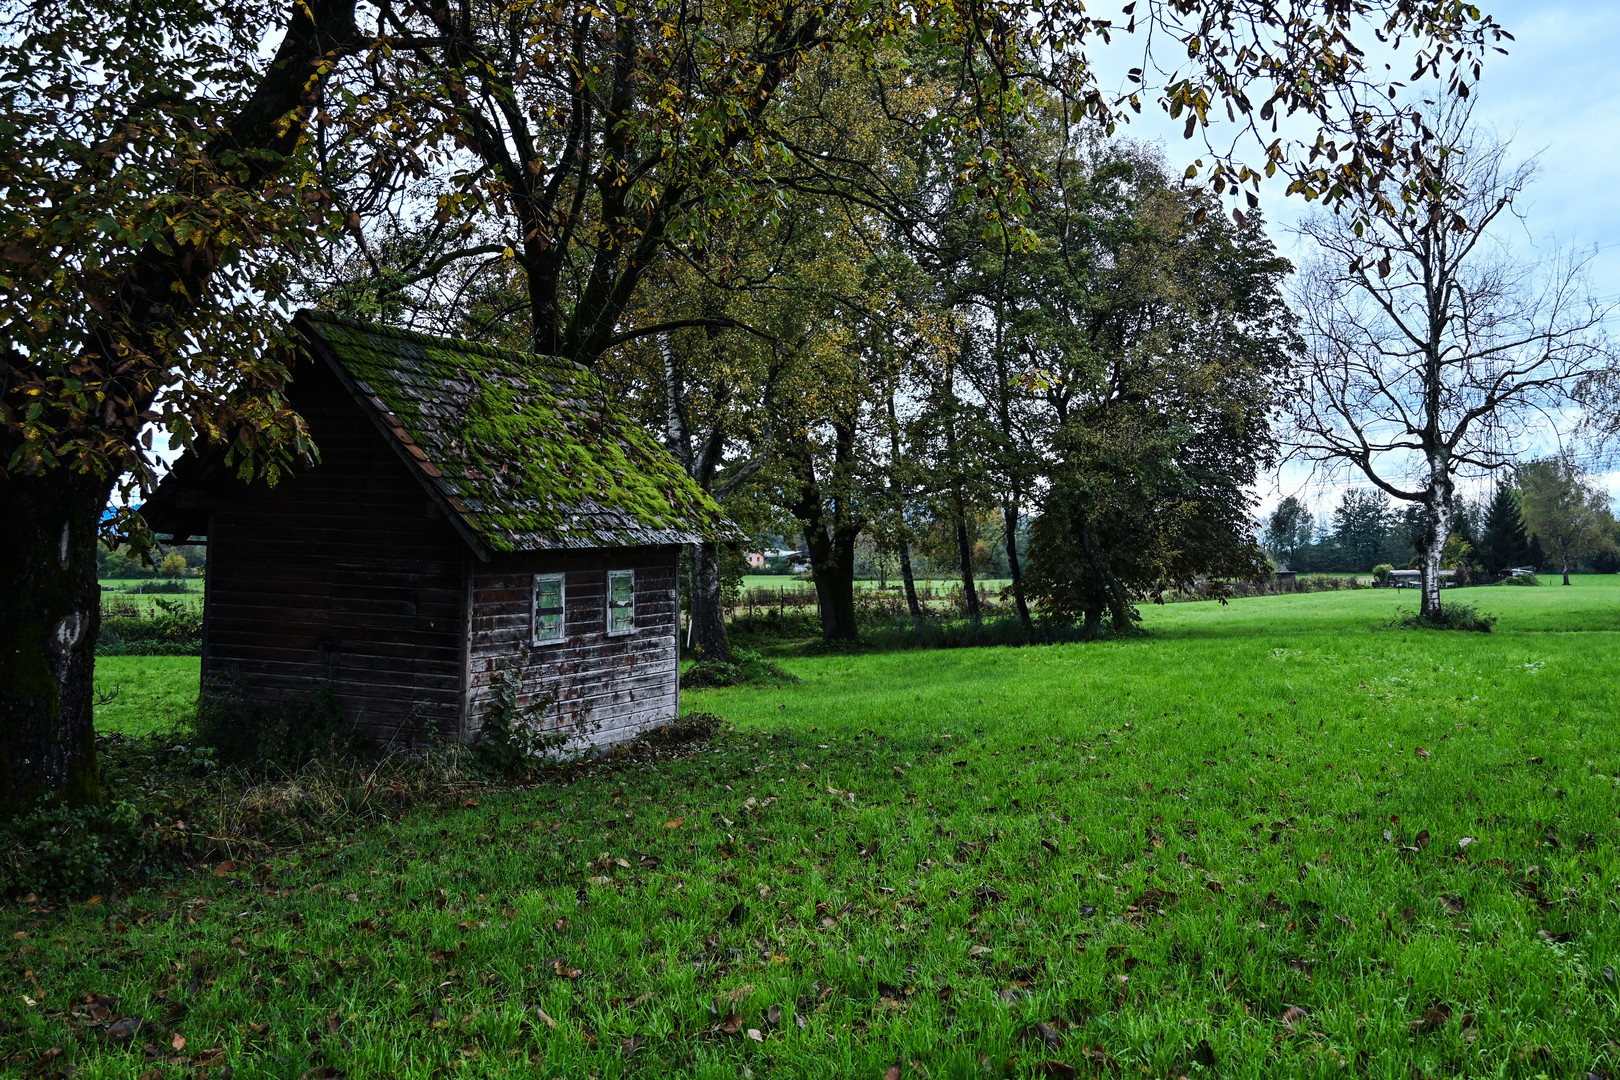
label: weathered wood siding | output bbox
[466,548,681,748]
[201,359,468,743]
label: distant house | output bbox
[744,552,767,569]
[142,312,734,750]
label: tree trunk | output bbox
[1003,500,1031,627]
[0,472,110,815]
[955,511,980,619]
[1083,608,1102,637]
[687,542,732,662]
[1562,563,1571,586]
[1416,492,1451,619]
[898,539,922,618]
[805,525,859,640]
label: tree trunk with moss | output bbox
[0,472,109,815]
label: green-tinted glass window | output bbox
[607,570,634,635]
[532,574,565,644]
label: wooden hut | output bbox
[141,312,734,750]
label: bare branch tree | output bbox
[1285,96,1616,619]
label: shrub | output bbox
[1372,564,1394,585]
[124,579,193,594]
[1500,572,1541,586]
[190,676,369,772]
[856,614,1103,652]
[99,596,202,655]
[684,649,800,689]
[1392,602,1496,633]
[0,801,151,897]
[470,657,565,777]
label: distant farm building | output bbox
[142,312,733,750]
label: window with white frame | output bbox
[532,573,565,645]
[606,569,635,635]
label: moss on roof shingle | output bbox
[299,311,734,553]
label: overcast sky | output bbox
[1088,0,1620,517]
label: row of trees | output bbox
[0,0,1573,811]
[1264,459,1618,582]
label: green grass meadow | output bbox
[92,656,201,737]
[10,579,1618,1077]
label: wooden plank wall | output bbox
[466,547,680,749]
[203,360,468,743]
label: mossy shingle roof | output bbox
[297,311,735,554]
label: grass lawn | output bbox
[14,579,1620,1078]
[92,656,201,738]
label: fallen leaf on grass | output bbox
[665,818,684,829]
[536,1007,557,1029]
[621,1035,646,1056]
[1458,836,1477,849]
[171,1033,186,1052]
[1415,747,1431,759]
[1020,1021,1063,1052]
[214,861,237,877]
[1440,896,1465,916]
[1409,1002,1451,1032]
[884,1061,902,1080]
[968,944,992,957]
[747,1028,764,1043]
[1414,830,1430,850]
[106,1016,143,1040]
[717,1012,742,1036]
[553,961,583,979]
[1278,1006,1308,1030]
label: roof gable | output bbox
[298,311,734,554]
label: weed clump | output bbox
[1393,602,1496,632]
[684,649,800,689]
[638,711,724,746]
[190,677,368,772]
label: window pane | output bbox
[610,572,634,605]
[536,578,562,610]
[534,611,562,639]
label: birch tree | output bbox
[1286,99,1615,619]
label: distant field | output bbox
[99,577,204,612]
[739,574,1014,594]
